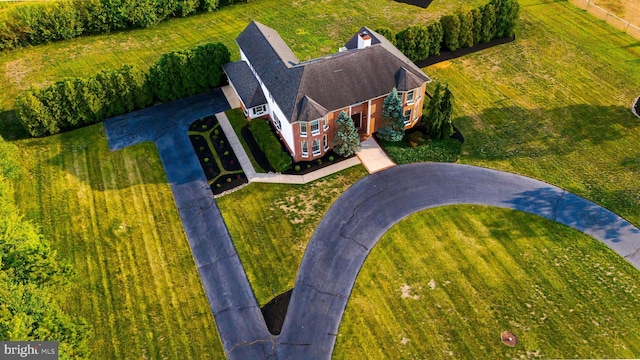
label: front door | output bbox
[351,112,364,132]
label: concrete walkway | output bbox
[356,136,396,173]
[216,111,362,184]
[275,163,640,359]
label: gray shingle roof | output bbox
[395,67,427,92]
[235,22,431,123]
[222,61,266,108]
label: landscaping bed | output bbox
[189,115,247,196]
[378,124,463,164]
[242,118,354,175]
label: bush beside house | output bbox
[248,119,292,172]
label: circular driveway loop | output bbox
[274,162,640,359]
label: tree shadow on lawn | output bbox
[0,110,30,141]
[459,104,638,161]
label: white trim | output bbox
[403,108,412,126]
[312,138,321,156]
[301,140,309,157]
[300,122,307,137]
[310,119,320,136]
[323,134,329,151]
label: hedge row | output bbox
[378,0,520,62]
[247,119,292,172]
[16,42,230,137]
[0,0,247,51]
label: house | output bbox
[223,21,431,162]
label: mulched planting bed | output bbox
[210,128,242,172]
[189,115,216,132]
[189,115,247,196]
[261,289,293,335]
[242,120,355,174]
[241,124,274,172]
[189,134,221,181]
[211,173,248,194]
[285,151,354,175]
[415,36,516,68]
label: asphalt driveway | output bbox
[104,94,640,360]
[275,162,640,359]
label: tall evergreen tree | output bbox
[441,14,461,51]
[426,83,454,140]
[333,111,360,157]
[480,3,497,43]
[377,88,405,142]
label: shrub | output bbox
[248,119,292,172]
[441,14,461,51]
[407,131,426,148]
[224,151,229,156]
[15,43,228,137]
[204,158,210,163]
[377,88,404,142]
[334,111,360,157]
[317,159,322,164]
[374,28,396,46]
[226,177,232,183]
[0,0,245,51]
[148,42,230,102]
[329,156,334,161]
[16,63,152,137]
[295,165,301,171]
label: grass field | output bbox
[2,0,640,357]
[11,125,225,359]
[0,0,485,110]
[215,165,368,306]
[425,0,640,225]
[334,206,640,358]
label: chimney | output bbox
[357,31,371,49]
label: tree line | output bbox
[16,42,230,137]
[377,0,520,62]
[0,137,89,358]
[0,0,248,51]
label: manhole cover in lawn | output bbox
[501,331,518,347]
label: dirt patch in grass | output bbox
[4,57,35,90]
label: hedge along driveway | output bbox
[0,0,488,109]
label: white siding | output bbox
[241,49,295,156]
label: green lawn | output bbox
[335,206,640,358]
[0,0,486,110]
[216,165,369,306]
[425,0,640,225]
[11,124,225,359]
[2,0,640,358]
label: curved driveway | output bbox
[105,93,640,359]
[275,162,640,359]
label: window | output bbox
[300,122,307,136]
[323,134,329,151]
[301,141,308,157]
[273,115,282,130]
[311,120,320,135]
[252,104,267,116]
[323,118,329,131]
[403,109,412,126]
[312,139,321,156]
[406,90,415,105]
